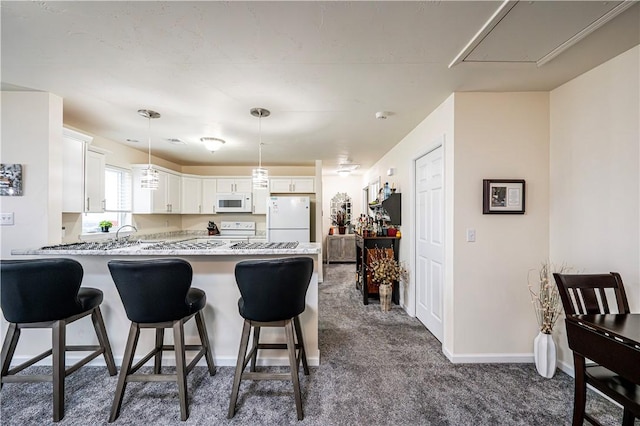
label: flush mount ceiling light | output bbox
[168,138,186,145]
[200,137,226,152]
[250,107,270,190]
[137,109,161,190]
[336,163,360,177]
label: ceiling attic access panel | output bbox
[453,1,630,65]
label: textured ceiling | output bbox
[2,1,638,173]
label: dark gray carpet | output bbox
[0,264,631,425]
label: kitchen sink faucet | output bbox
[115,225,138,240]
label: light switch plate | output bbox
[1,212,15,226]
[466,228,476,242]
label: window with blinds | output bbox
[105,167,132,212]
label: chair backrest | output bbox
[553,272,630,315]
[108,258,194,323]
[0,258,84,323]
[234,257,313,322]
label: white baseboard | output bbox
[443,347,534,364]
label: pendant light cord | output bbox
[147,116,152,167]
[258,112,263,168]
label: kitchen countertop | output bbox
[12,239,321,256]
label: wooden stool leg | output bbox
[52,320,66,422]
[154,328,165,374]
[109,323,140,423]
[1,323,20,388]
[293,316,309,375]
[173,320,189,421]
[285,320,303,420]
[91,307,117,376]
[194,310,216,375]
[228,320,251,419]
[250,326,261,372]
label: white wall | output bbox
[1,92,64,258]
[550,45,640,370]
[452,92,550,359]
[1,92,65,354]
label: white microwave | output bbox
[215,193,252,213]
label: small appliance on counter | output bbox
[207,221,220,236]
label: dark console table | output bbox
[355,234,401,305]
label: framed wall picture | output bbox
[0,164,23,196]
[483,179,525,214]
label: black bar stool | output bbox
[0,258,117,422]
[228,257,313,420]
[107,258,215,422]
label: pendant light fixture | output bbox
[250,107,270,190]
[138,109,161,190]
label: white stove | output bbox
[219,221,256,237]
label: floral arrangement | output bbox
[528,261,571,334]
[335,210,346,227]
[368,248,408,286]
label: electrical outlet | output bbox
[1,212,15,226]
[466,228,476,242]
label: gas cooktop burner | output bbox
[40,239,140,251]
[229,241,299,250]
[143,240,226,250]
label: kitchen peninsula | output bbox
[11,239,321,367]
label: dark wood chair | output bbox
[553,272,639,426]
[0,258,117,422]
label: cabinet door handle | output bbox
[86,197,90,211]
[199,205,202,214]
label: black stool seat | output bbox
[107,258,215,422]
[229,257,313,421]
[0,258,117,422]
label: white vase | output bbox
[533,331,557,378]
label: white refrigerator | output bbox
[267,196,310,242]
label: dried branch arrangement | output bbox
[528,261,572,334]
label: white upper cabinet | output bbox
[181,175,203,214]
[166,172,181,213]
[62,128,106,213]
[62,130,87,213]
[132,165,181,214]
[84,149,106,213]
[201,178,217,214]
[217,178,252,193]
[252,187,268,214]
[270,177,314,193]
